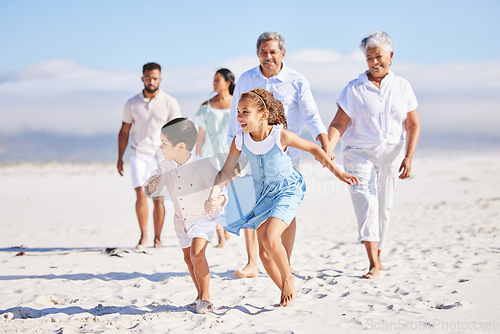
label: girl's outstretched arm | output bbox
[205,138,242,213]
[281,129,359,186]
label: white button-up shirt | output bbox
[227,64,326,163]
[337,71,418,154]
[123,90,182,158]
[144,155,226,234]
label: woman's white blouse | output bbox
[337,71,418,153]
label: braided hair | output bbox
[240,88,288,128]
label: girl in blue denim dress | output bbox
[205,88,358,307]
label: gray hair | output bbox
[360,31,393,55]
[256,32,286,52]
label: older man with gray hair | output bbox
[227,31,330,278]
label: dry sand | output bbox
[1,152,499,333]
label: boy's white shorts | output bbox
[176,219,216,249]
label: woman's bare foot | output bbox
[136,237,148,249]
[280,275,296,307]
[215,228,226,248]
[234,264,259,278]
[153,238,164,248]
[362,267,380,279]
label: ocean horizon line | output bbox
[1,131,499,163]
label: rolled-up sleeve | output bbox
[123,100,133,124]
[336,85,352,118]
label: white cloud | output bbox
[0,52,499,138]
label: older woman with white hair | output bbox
[328,31,421,279]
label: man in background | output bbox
[117,62,182,249]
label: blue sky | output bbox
[1,0,499,71]
[0,0,499,140]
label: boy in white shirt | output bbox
[144,117,227,314]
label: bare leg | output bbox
[134,187,149,247]
[256,229,283,289]
[281,217,296,265]
[378,249,387,271]
[190,238,211,302]
[258,218,295,307]
[363,241,381,279]
[215,223,226,248]
[234,229,259,278]
[182,247,200,302]
[152,198,165,248]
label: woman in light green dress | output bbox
[194,68,235,169]
[194,68,235,247]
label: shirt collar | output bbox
[140,89,163,102]
[253,63,288,82]
[360,70,394,87]
[174,153,194,167]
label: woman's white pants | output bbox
[343,144,404,250]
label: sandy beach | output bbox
[1,151,499,333]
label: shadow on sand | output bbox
[0,302,189,320]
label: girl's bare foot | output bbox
[224,229,230,240]
[234,264,259,278]
[280,275,296,307]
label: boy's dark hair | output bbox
[161,118,198,151]
[143,62,161,73]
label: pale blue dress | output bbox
[220,125,306,235]
[193,101,230,169]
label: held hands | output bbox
[146,174,161,194]
[204,195,225,214]
[322,141,336,161]
[317,141,335,166]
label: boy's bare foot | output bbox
[362,267,380,279]
[153,239,164,248]
[234,264,259,278]
[280,275,296,307]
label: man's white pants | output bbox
[343,143,404,250]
